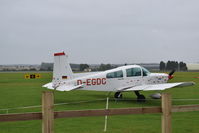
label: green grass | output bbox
[0,72,199,133]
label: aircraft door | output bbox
[124,67,143,86]
[106,70,125,91]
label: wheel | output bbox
[114,92,123,99]
[137,94,146,102]
[150,93,161,99]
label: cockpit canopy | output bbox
[106,70,123,78]
[106,66,150,78]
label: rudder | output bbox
[53,52,73,88]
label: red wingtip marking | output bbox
[54,52,65,56]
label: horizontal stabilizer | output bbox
[42,82,83,91]
[56,84,83,91]
[124,82,195,91]
[42,82,54,89]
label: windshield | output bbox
[142,67,150,76]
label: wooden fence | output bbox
[0,91,199,133]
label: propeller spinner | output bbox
[168,69,175,79]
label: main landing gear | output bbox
[114,91,146,102]
[114,92,123,99]
[134,91,146,102]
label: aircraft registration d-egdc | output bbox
[43,52,195,102]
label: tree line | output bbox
[79,63,116,71]
[81,61,188,72]
[160,61,187,71]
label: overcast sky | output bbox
[0,0,199,64]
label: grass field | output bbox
[0,72,199,133]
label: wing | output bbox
[123,82,195,91]
[42,82,83,91]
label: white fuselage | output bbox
[56,65,169,92]
[43,52,194,96]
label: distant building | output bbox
[113,63,159,71]
[89,63,159,71]
[84,68,92,72]
[70,64,80,71]
[0,62,160,72]
[89,64,99,70]
[40,63,53,71]
[0,65,40,71]
[187,63,199,71]
[137,63,159,71]
[39,63,80,71]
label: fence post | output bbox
[42,91,54,133]
[161,93,172,133]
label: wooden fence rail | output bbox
[1,104,199,122]
[0,112,41,122]
[0,91,199,133]
[0,107,162,122]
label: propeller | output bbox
[168,69,175,79]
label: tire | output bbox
[137,94,146,102]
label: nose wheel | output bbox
[134,91,146,102]
[114,92,123,99]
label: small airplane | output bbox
[43,52,195,102]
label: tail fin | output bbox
[53,52,73,88]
